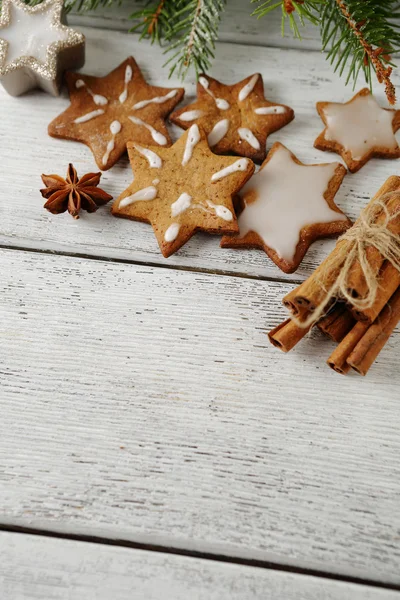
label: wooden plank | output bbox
[2,532,399,600]
[68,0,322,50]
[0,26,397,281]
[1,248,399,583]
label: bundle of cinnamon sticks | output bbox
[268,176,400,376]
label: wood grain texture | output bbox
[1,27,399,281]
[68,0,322,49]
[2,533,400,600]
[1,249,399,583]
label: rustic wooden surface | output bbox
[0,4,399,598]
[3,532,400,600]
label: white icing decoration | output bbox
[323,93,397,161]
[102,140,115,166]
[171,193,192,217]
[238,127,260,150]
[179,110,204,121]
[165,223,180,242]
[255,106,287,115]
[198,76,209,89]
[167,193,232,222]
[132,90,178,110]
[75,79,108,106]
[110,120,121,135]
[0,2,69,67]
[152,179,160,185]
[129,116,167,146]
[211,158,249,182]
[216,98,230,110]
[119,64,133,104]
[120,186,158,208]
[237,144,348,261]
[206,201,233,221]
[102,120,122,166]
[134,144,162,168]
[198,76,230,110]
[207,119,230,147]
[182,124,201,166]
[74,109,105,124]
[238,74,259,102]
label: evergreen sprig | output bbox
[251,0,323,38]
[131,0,226,78]
[129,0,176,43]
[320,0,400,104]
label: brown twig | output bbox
[335,0,396,105]
[284,0,304,14]
[147,0,165,36]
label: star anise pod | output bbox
[40,163,113,219]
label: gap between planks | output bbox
[1,525,400,594]
[0,242,304,287]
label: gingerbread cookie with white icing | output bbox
[170,73,294,164]
[221,142,351,274]
[314,88,400,173]
[112,124,255,257]
[48,57,184,170]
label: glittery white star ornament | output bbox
[0,0,85,96]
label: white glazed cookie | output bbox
[221,142,351,274]
[48,57,185,170]
[112,124,255,257]
[170,73,294,163]
[314,88,400,173]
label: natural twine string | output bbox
[293,192,400,329]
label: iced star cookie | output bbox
[170,73,294,163]
[48,57,184,170]
[112,124,255,257]
[314,88,400,173]
[221,143,351,274]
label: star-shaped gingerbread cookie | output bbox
[48,57,185,170]
[0,0,85,96]
[170,73,294,163]
[112,124,255,257]
[221,142,351,273]
[314,88,400,173]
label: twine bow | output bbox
[295,192,400,328]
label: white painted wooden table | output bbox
[1,3,399,598]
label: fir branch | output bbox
[165,0,226,77]
[251,0,324,38]
[130,0,177,43]
[321,0,400,104]
[133,0,226,78]
[147,0,165,37]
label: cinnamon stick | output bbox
[268,318,312,352]
[282,245,347,318]
[317,304,356,343]
[327,321,369,375]
[345,187,400,299]
[347,287,400,376]
[283,176,400,320]
[351,261,400,324]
